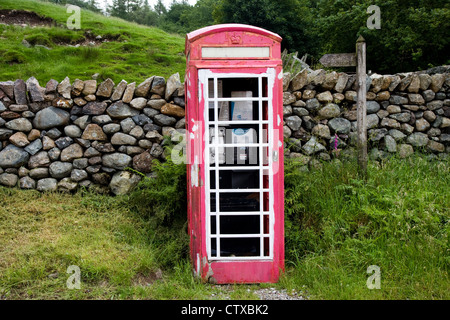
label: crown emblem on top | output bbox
[230,32,242,44]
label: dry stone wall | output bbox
[0,74,185,194]
[0,66,448,194]
[282,66,450,163]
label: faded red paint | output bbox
[185,24,284,284]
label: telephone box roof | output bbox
[186,24,282,43]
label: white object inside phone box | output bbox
[231,128,257,162]
[209,127,226,164]
[231,91,253,121]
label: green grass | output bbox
[0,0,186,84]
[283,155,449,299]
[0,154,448,300]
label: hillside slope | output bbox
[0,0,186,83]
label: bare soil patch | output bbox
[0,9,57,27]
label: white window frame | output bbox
[199,69,276,261]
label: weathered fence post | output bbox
[356,35,367,177]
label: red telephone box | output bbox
[185,24,284,284]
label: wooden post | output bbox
[356,35,367,177]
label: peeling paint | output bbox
[278,70,284,79]
[191,156,199,187]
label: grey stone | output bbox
[388,129,406,141]
[147,99,167,110]
[14,79,27,104]
[111,132,137,145]
[57,77,72,99]
[46,128,62,140]
[367,114,379,129]
[302,136,326,155]
[0,129,14,140]
[45,79,59,94]
[415,118,430,132]
[389,112,411,123]
[165,73,181,100]
[0,173,18,187]
[307,69,325,86]
[96,78,115,98]
[29,168,49,179]
[55,137,73,149]
[103,123,121,135]
[47,148,61,161]
[311,124,330,139]
[150,143,164,158]
[422,90,435,102]
[368,128,388,141]
[430,74,445,92]
[111,80,128,101]
[28,151,50,169]
[37,178,58,192]
[130,97,148,110]
[419,74,432,90]
[305,98,320,111]
[426,140,445,153]
[135,77,154,97]
[154,114,176,126]
[33,107,70,130]
[109,171,142,195]
[132,114,152,126]
[381,118,401,129]
[122,82,135,103]
[0,80,15,99]
[406,132,429,147]
[408,93,425,105]
[143,107,160,118]
[64,125,82,138]
[26,77,45,102]
[366,101,381,114]
[24,138,43,155]
[389,95,408,105]
[49,161,73,179]
[129,126,145,139]
[283,106,292,116]
[120,118,136,133]
[427,100,443,111]
[102,153,132,170]
[285,115,302,131]
[384,135,397,152]
[283,92,296,105]
[60,143,83,162]
[150,76,166,96]
[0,145,30,168]
[318,103,340,119]
[71,169,88,182]
[290,69,308,91]
[19,176,36,189]
[398,144,414,158]
[82,80,97,96]
[328,118,351,134]
[322,72,338,91]
[6,118,33,132]
[57,178,78,192]
[106,101,140,119]
[293,107,309,117]
[82,101,108,115]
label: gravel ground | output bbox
[210,285,308,300]
[253,288,307,300]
